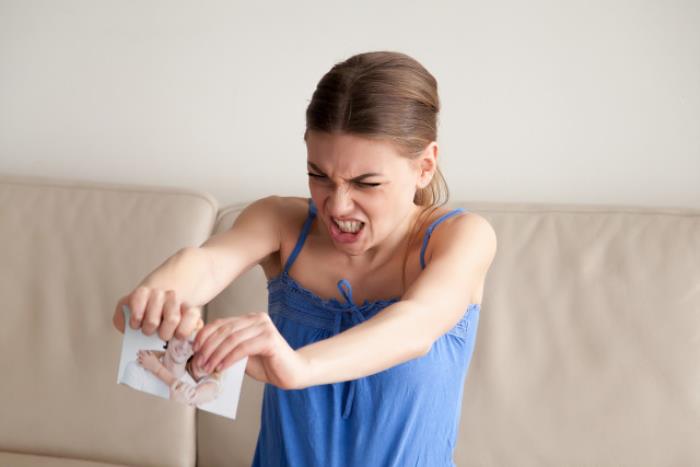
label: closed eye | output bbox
[307,172,381,188]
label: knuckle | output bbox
[143,318,159,329]
[163,313,179,326]
[258,312,271,322]
[215,327,230,340]
[183,307,199,319]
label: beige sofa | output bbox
[1,172,698,467]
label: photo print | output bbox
[117,304,247,420]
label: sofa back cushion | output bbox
[0,174,218,467]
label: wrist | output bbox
[295,347,317,389]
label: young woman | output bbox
[113,50,497,466]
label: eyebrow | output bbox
[307,162,383,181]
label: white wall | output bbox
[1,0,698,208]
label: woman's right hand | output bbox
[112,286,204,341]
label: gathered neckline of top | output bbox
[267,270,401,310]
[267,270,481,312]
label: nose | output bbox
[328,186,355,218]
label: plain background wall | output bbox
[1,0,698,208]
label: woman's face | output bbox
[167,336,195,364]
[305,130,436,258]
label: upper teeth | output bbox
[334,218,363,232]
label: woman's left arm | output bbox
[298,213,497,387]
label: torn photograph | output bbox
[117,305,247,420]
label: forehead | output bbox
[305,131,406,172]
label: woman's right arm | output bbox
[112,195,283,340]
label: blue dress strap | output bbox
[419,207,466,270]
[282,198,317,274]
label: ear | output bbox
[415,141,438,189]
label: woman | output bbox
[113,50,497,466]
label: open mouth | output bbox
[332,219,365,233]
[330,218,365,242]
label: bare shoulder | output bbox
[449,211,497,251]
[276,196,314,231]
[255,196,311,273]
[236,195,304,233]
[423,209,497,267]
[276,195,310,212]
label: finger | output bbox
[193,312,255,353]
[113,297,129,333]
[141,289,166,336]
[158,290,180,341]
[215,330,270,373]
[174,304,202,341]
[203,322,265,373]
[196,317,256,367]
[193,319,228,355]
[128,287,151,330]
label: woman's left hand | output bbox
[192,312,311,390]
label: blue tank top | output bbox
[252,198,481,467]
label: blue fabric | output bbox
[252,198,481,467]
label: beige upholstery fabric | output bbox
[2,172,698,466]
[452,201,700,466]
[0,174,217,467]
[0,451,128,467]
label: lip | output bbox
[332,216,364,224]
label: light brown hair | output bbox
[303,51,450,290]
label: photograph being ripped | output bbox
[116,304,247,420]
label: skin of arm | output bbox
[122,196,281,324]
[295,213,497,389]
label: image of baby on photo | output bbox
[117,304,246,420]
